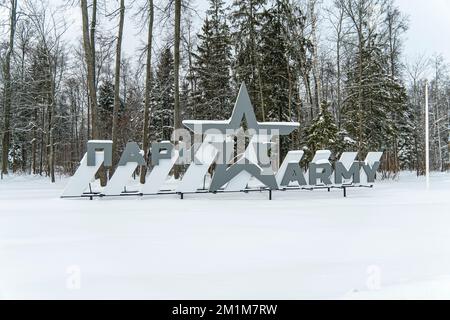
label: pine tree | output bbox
[384,74,409,176]
[193,0,233,120]
[151,47,174,141]
[258,0,296,156]
[343,39,408,161]
[260,1,289,120]
[97,80,114,140]
[304,102,342,162]
[231,0,267,120]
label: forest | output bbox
[0,0,449,184]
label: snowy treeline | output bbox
[0,0,449,182]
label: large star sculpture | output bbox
[182,83,300,191]
[183,83,300,136]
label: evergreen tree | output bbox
[397,101,417,171]
[151,47,174,141]
[343,40,407,160]
[304,102,342,162]
[193,0,233,120]
[383,74,410,176]
[97,80,114,140]
[258,0,297,156]
[231,0,267,120]
[259,1,290,121]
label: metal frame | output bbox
[60,183,374,201]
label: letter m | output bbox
[241,305,252,315]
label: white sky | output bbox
[158,0,450,65]
[396,0,450,63]
[4,0,450,67]
[115,0,450,65]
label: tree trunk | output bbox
[91,0,97,92]
[357,25,364,157]
[335,7,343,128]
[48,67,56,183]
[39,109,44,175]
[1,0,18,177]
[111,0,125,174]
[309,0,322,112]
[82,0,107,185]
[303,74,314,120]
[81,0,98,140]
[32,109,37,175]
[140,0,154,184]
[173,0,182,179]
[174,0,182,131]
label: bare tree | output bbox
[382,0,408,175]
[111,0,125,172]
[308,0,322,112]
[80,0,98,139]
[1,0,18,177]
[24,0,68,182]
[406,56,429,176]
[384,0,408,79]
[173,0,181,178]
[140,0,154,184]
[173,0,182,131]
[326,0,347,127]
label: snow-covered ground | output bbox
[1,172,450,299]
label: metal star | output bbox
[183,83,299,136]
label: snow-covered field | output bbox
[1,172,450,300]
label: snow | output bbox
[343,276,450,300]
[344,136,357,144]
[1,172,450,299]
[182,119,229,125]
[86,140,113,144]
